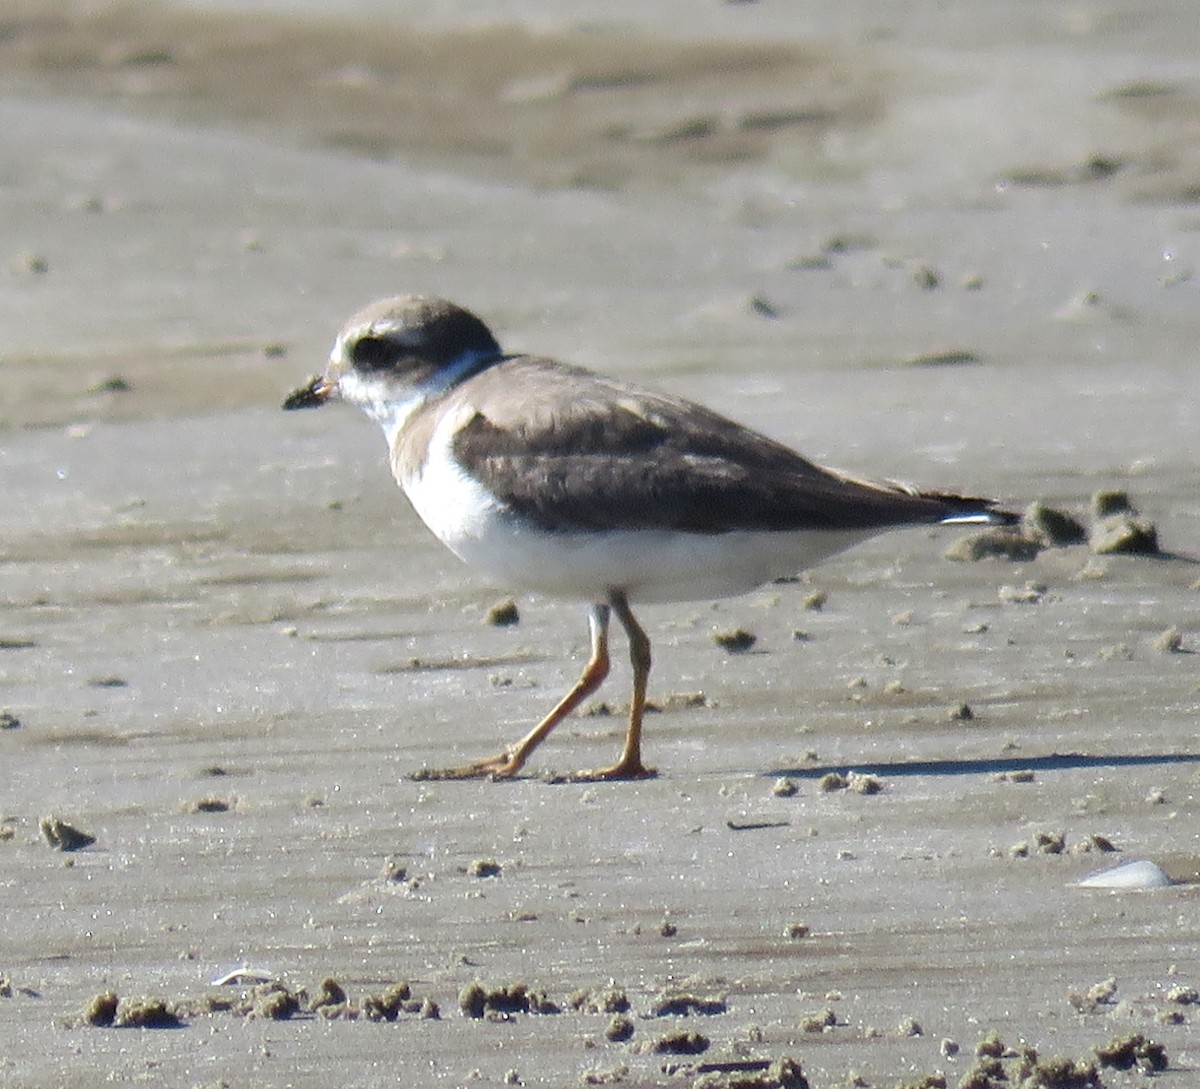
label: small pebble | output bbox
[822,233,877,254]
[912,264,940,289]
[485,598,520,626]
[88,676,129,688]
[713,628,756,652]
[15,251,50,275]
[902,349,981,367]
[605,1014,634,1041]
[1152,627,1183,653]
[1035,831,1066,854]
[993,769,1035,783]
[800,1007,837,1032]
[89,376,132,394]
[998,582,1046,604]
[748,295,780,320]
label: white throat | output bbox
[336,348,497,449]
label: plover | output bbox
[284,295,1015,781]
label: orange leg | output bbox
[573,590,656,781]
[413,604,612,780]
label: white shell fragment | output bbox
[211,968,278,986]
[1077,859,1173,890]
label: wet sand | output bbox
[1,2,1199,1086]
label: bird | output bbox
[283,294,1016,781]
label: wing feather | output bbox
[444,358,1008,534]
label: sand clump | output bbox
[1088,491,1160,555]
[467,857,503,878]
[713,628,757,652]
[604,1013,635,1042]
[642,1028,710,1055]
[568,984,631,1014]
[1151,626,1184,653]
[945,528,1042,562]
[76,979,440,1027]
[80,993,184,1029]
[1022,502,1087,547]
[247,978,440,1021]
[692,1057,809,1089]
[38,816,95,851]
[818,771,884,795]
[459,980,560,1019]
[649,992,729,1017]
[948,1030,1168,1088]
[946,494,1166,561]
[799,1007,838,1033]
[185,796,232,813]
[59,968,1178,1089]
[1093,1033,1168,1073]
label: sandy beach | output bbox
[1,2,1198,1086]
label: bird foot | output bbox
[409,752,523,781]
[548,759,658,784]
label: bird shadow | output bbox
[766,751,1200,780]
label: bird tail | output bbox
[865,475,1019,526]
[923,493,1020,526]
[826,469,1019,529]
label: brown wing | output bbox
[443,357,1010,534]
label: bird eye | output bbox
[349,335,396,372]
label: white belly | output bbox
[399,419,874,604]
[448,520,871,603]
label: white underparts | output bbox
[401,412,874,603]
